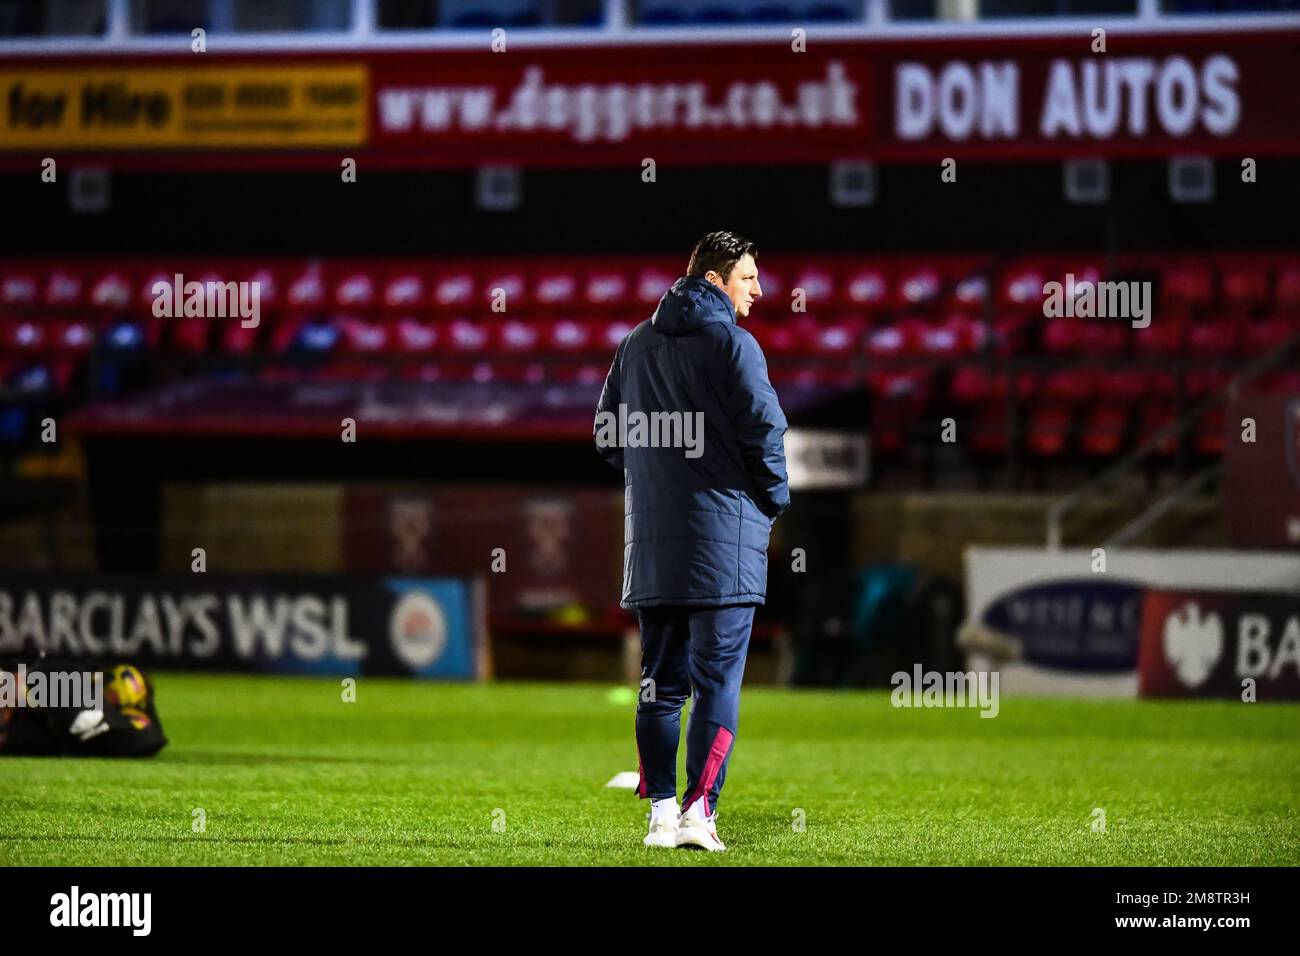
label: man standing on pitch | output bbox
[594,231,790,851]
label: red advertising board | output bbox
[343,484,625,621]
[1224,394,1300,551]
[1138,588,1300,700]
[3,29,1297,169]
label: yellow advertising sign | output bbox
[0,65,367,149]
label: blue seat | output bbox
[295,322,339,354]
[0,406,27,444]
[105,321,145,351]
[11,365,50,394]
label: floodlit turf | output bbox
[1,674,1297,866]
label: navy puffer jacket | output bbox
[595,275,790,608]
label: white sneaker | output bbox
[644,811,679,848]
[674,798,725,852]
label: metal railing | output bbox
[1045,330,1300,550]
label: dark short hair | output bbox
[686,231,757,283]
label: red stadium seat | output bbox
[896,265,941,309]
[383,271,427,312]
[999,263,1045,311]
[1193,407,1226,456]
[1185,320,1240,357]
[1063,262,1103,289]
[1262,371,1300,394]
[334,271,376,311]
[947,272,990,312]
[1080,404,1129,458]
[866,370,930,403]
[1138,403,1179,457]
[1242,315,1297,355]
[954,368,1034,403]
[1133,318,1185,356]
[583,268,628,310]
[791,265,836,311]
[44,269,85,309]
[139,268,175,312]
[286,265,329,312]
[1185,369,1231,399]
[243,266,280,314]
[809,319,862,357]
[870,415,907,456]
[1,270,40,309]
[952,367,993,403]
[221,320,261,356]
[1162,259,1213,312]
[546,319,595,354]
[393,317,438,354]
[969,402,1010,456]
[1,319,45,352]
[50,320,95,353]
[770,316,827,357]
[1220,262,1270,313]
[1041,319,1083,355]
[1147,371,1179,398]
[433,270,477,311]
[171,318,210,354]
[865,322,914,359]
[534,267,579,311]
[48,358,80,394]
[269,317,307,354]
[989,314,1032,356]
[90,270,132,312]
[635,265,676,308]
[922,314,985,357]
[495,319,541,354]
[1027,403,1072,458]
[482,270,527,312]
[265,315,337,355]
[1081,320,1129,355]
[762,317,817,357]
[1039,369,1093,402]
[1094,370,1147,403]
[1275,261,1300,312]
[570,364,607,386]
[443,319,491,355]
[843,265,889,312]
[338,316,390,353]
[600,320,635,350]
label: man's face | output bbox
[706,253,762,319]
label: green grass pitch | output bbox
[1,674,1297,866]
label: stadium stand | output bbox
[2,252,1297,470]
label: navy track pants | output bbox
[634,603,755,815]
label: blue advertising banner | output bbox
[0,574,486,679]
[979,578,1144,673]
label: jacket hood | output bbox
[650,275,736,336]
